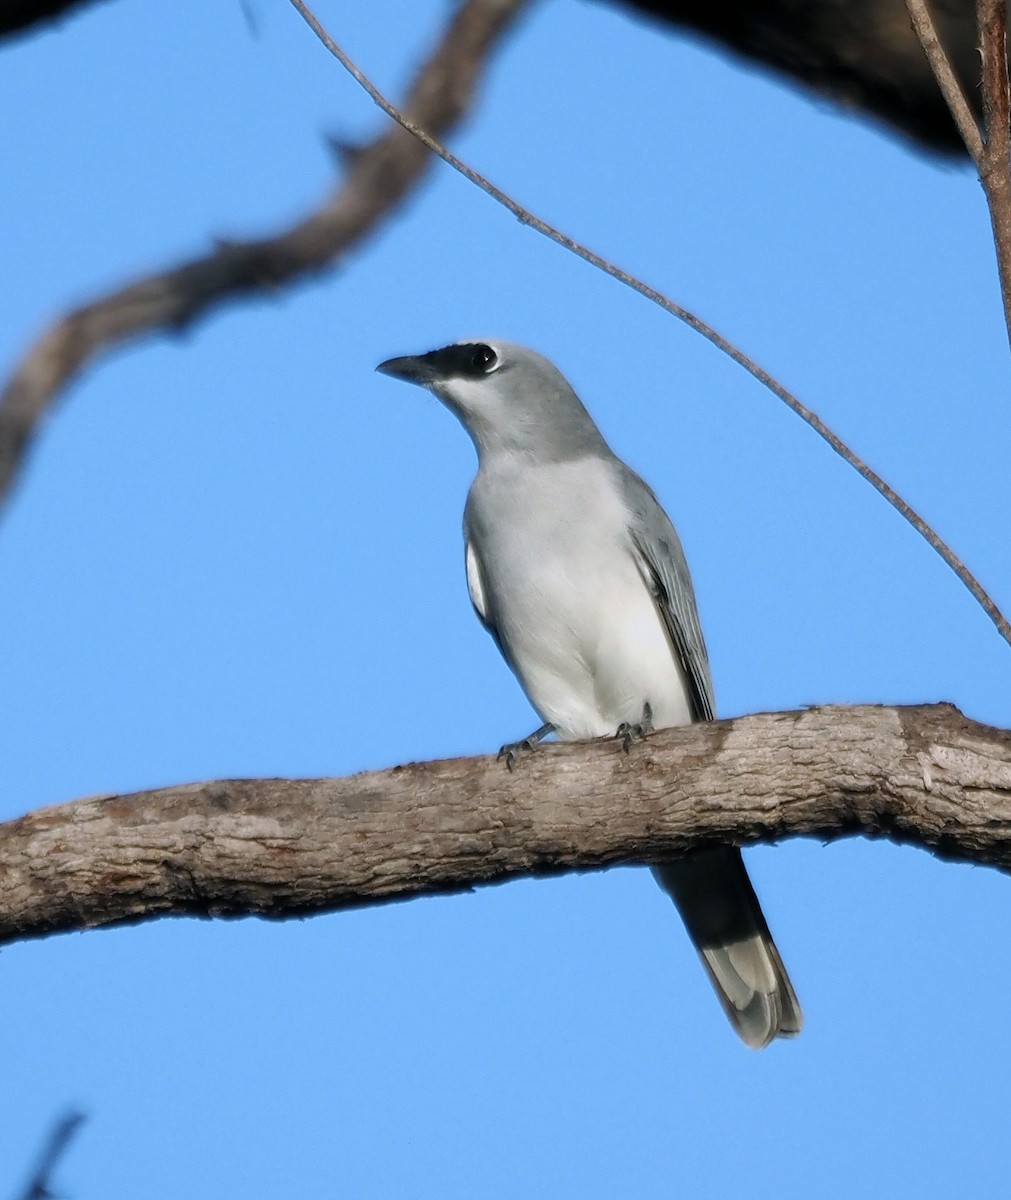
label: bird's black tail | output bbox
[652,847,802,1049]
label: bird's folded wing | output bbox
[622,469,716,723]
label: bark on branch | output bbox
[2,703,1009,949]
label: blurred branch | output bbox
[17,1111,85,1200]
[0,0,106,42]
[0,0,529,511]
[291,0,1011,651]
[907,0,1011,348]
[1,704,1010,947]
[0,1,990,158]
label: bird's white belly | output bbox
[498,547,691,739]
[472,460,693,740]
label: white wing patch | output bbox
[465,540,488,623]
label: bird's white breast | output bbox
[467,456,692,740]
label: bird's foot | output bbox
[616,702,653,753]
[498,722,555,772]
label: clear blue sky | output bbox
[2,1,1010,1196]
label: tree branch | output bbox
[2,704,1009,949]
[907,0,1011,349]
[978,0,1011,347]
[16,1111,85,1200]
[904,0,985,163]
[0,0,528,510]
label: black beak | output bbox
[375,354,438,385]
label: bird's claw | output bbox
[498,738,532,772]
[616,702,653,753]
[497,722,555,772]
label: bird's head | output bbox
[376,339,606,460]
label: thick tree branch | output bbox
[2,704,1009,949]
[0,0,528,510]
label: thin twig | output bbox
[907,0,1011,350]
[978,0,1011,348]
[905,0,985,163]
[18,1111,85,1200]
[289,0,1011,650]
[0,0,528,510]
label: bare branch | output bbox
[904,0,984,163]
[2,704,1009,949]
[978,0,1011,346]
[908,0,1011,350]
[17,1111,85,1200]
[0,0,528,511]
[290,0,1011,652]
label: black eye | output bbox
[471,344,497,373]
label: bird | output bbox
[376,339,801,1048]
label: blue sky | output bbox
[2,1,1010,1196]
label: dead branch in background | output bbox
[289,0,1011,651]
[0,0,529,510]
[907,0,1011,348]
[2,705,1010,949]
[16,1111,85,1200]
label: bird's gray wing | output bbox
[620,467,716,723]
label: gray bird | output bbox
[377,339,801,1048]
